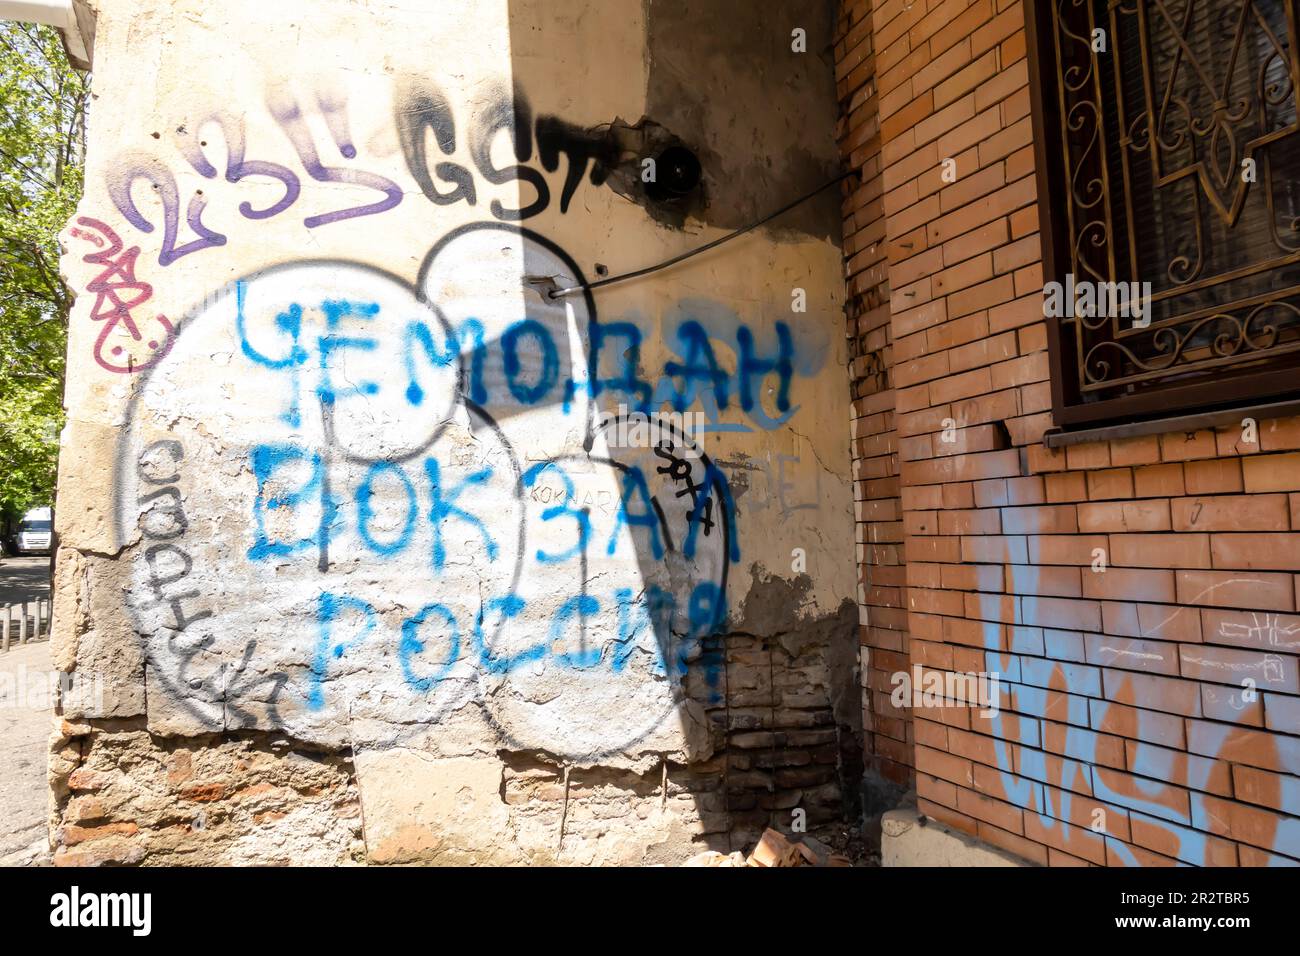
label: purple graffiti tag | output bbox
[178,113,302,221]
[106,154,228,267]
[268,92,403,228]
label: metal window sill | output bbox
[1042,398,1300,449]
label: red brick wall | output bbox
[839,0,1300,865]
[838,0,916,801]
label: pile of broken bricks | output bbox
[683,828,853,867]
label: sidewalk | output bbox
[0,606,53,865]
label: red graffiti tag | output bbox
[73,216,174,373]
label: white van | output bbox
[14,507,53,555]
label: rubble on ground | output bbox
[682,828,853,867]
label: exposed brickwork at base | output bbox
[48,617,860,864]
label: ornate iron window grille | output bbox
[1028,0,1300,426]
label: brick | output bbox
[1048,847,1093,866]
[931,251,995,295]
[1110,436,1162,468]
[1176,570,1296,611]
[1077,500,1171,533]
[1000,504,1077,534]
[1004,475,1045,506]
[1172,494,1290,532]
[1103,670,1201,716]
[1244,453,1300,492]
[1124,741,1233,797]
[1021,658,1101,697]
[1104,837,1178,867]
[1160,430,1219,462]
[881,90,935,144]
[1044,472,1086,503]
[1200,682,1264,726]
[975,55,1027,114]
[1186,721,1300,775]
[1092,767,1189,825]
[1012,262,1043,298]
[947,274,1016,319]
[1183,458,1244,495]
[916,770,958,807]
[917,798,980,837]
[912,34,976,99]
[1133,463,1184,498]
[1103,600,1201,644]
[1008,204,1037,240]
[1018,596,1101,633]
[927,311,990,351]
[1260,416,1300,452]
[1023,811,1106,865]
[934,102,1001,161]
[977,821,1049,865]
[1179,643,1299,694]
[947,727,1001,766]
[1210,533,1300,571]
[926,0,996,62]
[1088,700,1183,747]
[1065,443,1110,471]
[1108,533,1211,570]
[906,447,1021,484]
[915,744,974,787]
[1192,794,1300,859]
[1086,468,1134,500]
[1128,812,1239,866]
[1237,845,1300,866]
[941,219,1010,269]
[1082,567,1176,603]
[1083,635,1179,675]
[1010,743,1095,796]
[1004,563,1081,598]
[1232,765,1300,813]
[930,366,992,405]
[990,351,1048,391]
[988,294,1042,333]
[927,177,1036,245]
[915,93,977,149]
[1200,607,1300,653]
[1264,693,1300,734]
[1027,534,1108,565]
[1017,322,1047,355]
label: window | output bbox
[1028,0,1300,427]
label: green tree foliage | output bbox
[0,22,86,520]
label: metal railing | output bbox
[1,598,52,651]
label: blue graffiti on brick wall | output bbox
[946,564,1300,863]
